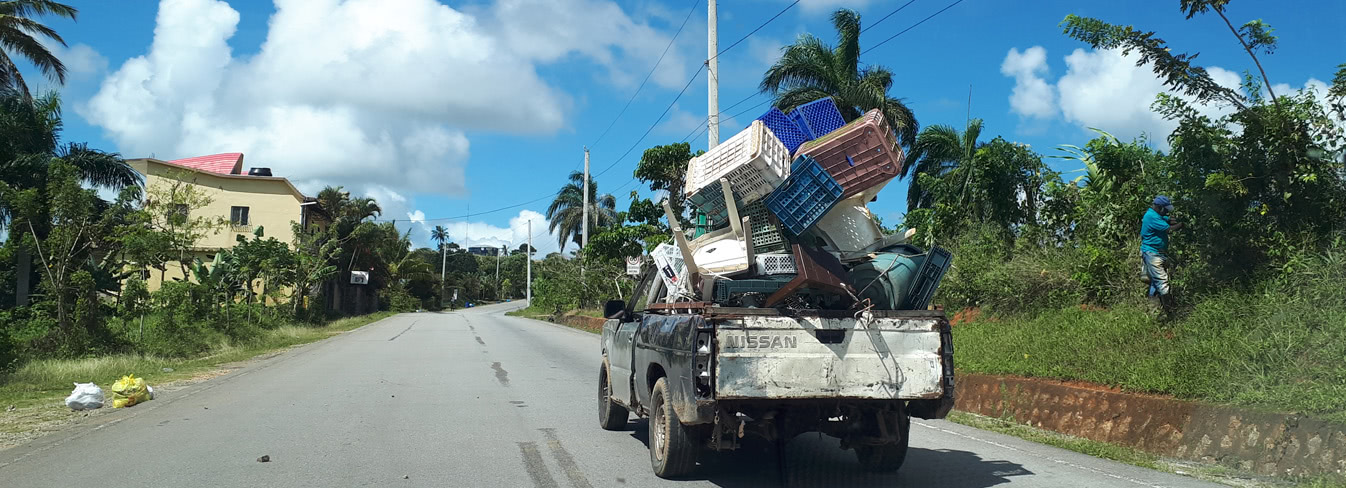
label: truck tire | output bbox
[855,412,911,472]
[598,362,628,431]
[649,377,698,478]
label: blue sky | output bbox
[23,0,1346,254]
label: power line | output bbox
[860,0,917,33]
[592,64,706,179]
[709,0,800,64]
[861,0,965,55]
[587,0,699,150]
[679,92,759,143]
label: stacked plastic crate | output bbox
[670,96,952,311]
[684,120,790,225]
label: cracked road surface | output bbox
[0,302,1224,487]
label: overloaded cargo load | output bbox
[657,97,953,312]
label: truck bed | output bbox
[711,311,951,401]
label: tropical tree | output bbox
[377,225,433,289]
[545,170,618,251]
[0,0,78,98]
[2,92,139,229]
[430,224,449,290]
[906,119,984,212]
[634,143,699,223]
[759,8,918,148]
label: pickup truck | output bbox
[597,273,955,478]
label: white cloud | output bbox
[439,210,560,255]
[1001,46,1055,119]
[1000,47,1248,143]
[484,0,690,90]
[1055,48,1242,142]
[50,43,109,80]
[83,0,684,200]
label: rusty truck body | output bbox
[598,299,955,478]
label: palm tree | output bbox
[1,91,139,229]
[546,170,617,251]
[0,1,78,98]
[906,119,983,212]
[430,224,449,297]
[759,9,918,148]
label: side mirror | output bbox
[604,300,627,320]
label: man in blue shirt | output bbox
[1140,195,1184,310]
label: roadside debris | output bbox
[64,383,104,410]
[110,374,152,408]
[257,455,271,463]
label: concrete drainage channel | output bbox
[955,374,1346,479]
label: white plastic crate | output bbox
[684,120,791,206]
[651,243,688,296]
[813,195,884,253]
[755,253,796,275]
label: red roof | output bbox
[167,153,243,175]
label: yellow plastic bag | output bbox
[111,374,151,408]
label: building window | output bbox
[231,206,250,226]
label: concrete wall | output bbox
[955,373,1346,478]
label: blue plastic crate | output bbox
[787,97,846,140]
[755,107,810,154]
[765,155,844,236]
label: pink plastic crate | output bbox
[795,109,905,200]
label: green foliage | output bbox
[1060,14,1246,109]
[587,223,664,261]
[634,143,698,223]
[759,8,918,147]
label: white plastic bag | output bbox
[65,382,104,410]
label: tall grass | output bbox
[954,251,1346,422]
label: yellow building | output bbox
[126,153,328,293]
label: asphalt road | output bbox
[1,302,1226,487]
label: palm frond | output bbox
[57,142,140,190]
[831,9,862,80]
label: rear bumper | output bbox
[713,314,951,403]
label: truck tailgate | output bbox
[714,314,948,400]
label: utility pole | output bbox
[582,147,590,249]
[526,219,532,304]
[495,244,503,300]
[707,0,720,149]
[582,147,590,280]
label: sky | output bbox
[20,0,1346,255]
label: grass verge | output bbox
[0,312,394,445]
[953,287,1346,424]
[505,305,552,319]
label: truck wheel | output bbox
[649,377,698,478]
[598,363,628,431]
[855,412,911,472]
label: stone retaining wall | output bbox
[955,373,1346,478]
